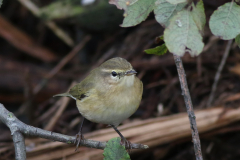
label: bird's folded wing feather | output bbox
[69,74,95,100]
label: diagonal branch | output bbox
[0,103,148,159]
[17,0,74,47]
[173,54,203,160]
[207,40,233,107]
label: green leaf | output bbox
[209,2,240,40]
[191,0,206,32]
[145,44,168,55]
[154,0,187,28]
[121,0,156,27]
[103,137,130,160]
[166,0,187,5]
[164,9,204,56]
[109,0,138,10]
[0,0,2,8]
[236,34,240,48]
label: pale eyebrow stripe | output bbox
[101,69,124,73]
[100,69,112,72]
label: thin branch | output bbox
[0,103,148,157]
[17,0,74,47]
[207,40,233,107]
[0,104,26,160]
[173,55,203,160]
[202,36,219,53]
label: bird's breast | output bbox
[76,76,142,126]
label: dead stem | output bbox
[207,40,233,107]
[173,54,203,160]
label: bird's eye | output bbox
[111,71,117,77]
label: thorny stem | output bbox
[173,55,203,160]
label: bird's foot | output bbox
[74,132,84,151]
[120,137,132,153]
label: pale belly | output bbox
[76,89,140,126]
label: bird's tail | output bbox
[53,92,72,97]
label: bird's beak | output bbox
[125,70,137,75]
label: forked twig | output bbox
[0,104,148,160]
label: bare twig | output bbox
[202,36,219,53]
[173,55,203,160]
[0,104,26,160]
[207,40,233,107]
[17,0,74,47]
[0,103,148,157]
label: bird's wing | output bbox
[69,72,96,100]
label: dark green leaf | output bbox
[145,44,168,56]
[103,137,130,160]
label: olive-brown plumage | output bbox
[54,57,143,148]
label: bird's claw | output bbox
[74,133,84,151]
[120,138,132,153]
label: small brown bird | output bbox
[54,57,143,149]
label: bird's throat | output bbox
[123,75,135,87]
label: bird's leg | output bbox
[74,117,85,151]
[110,125,132,152]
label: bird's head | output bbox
[98,57,137,87]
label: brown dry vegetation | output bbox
[1,0,240,159]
